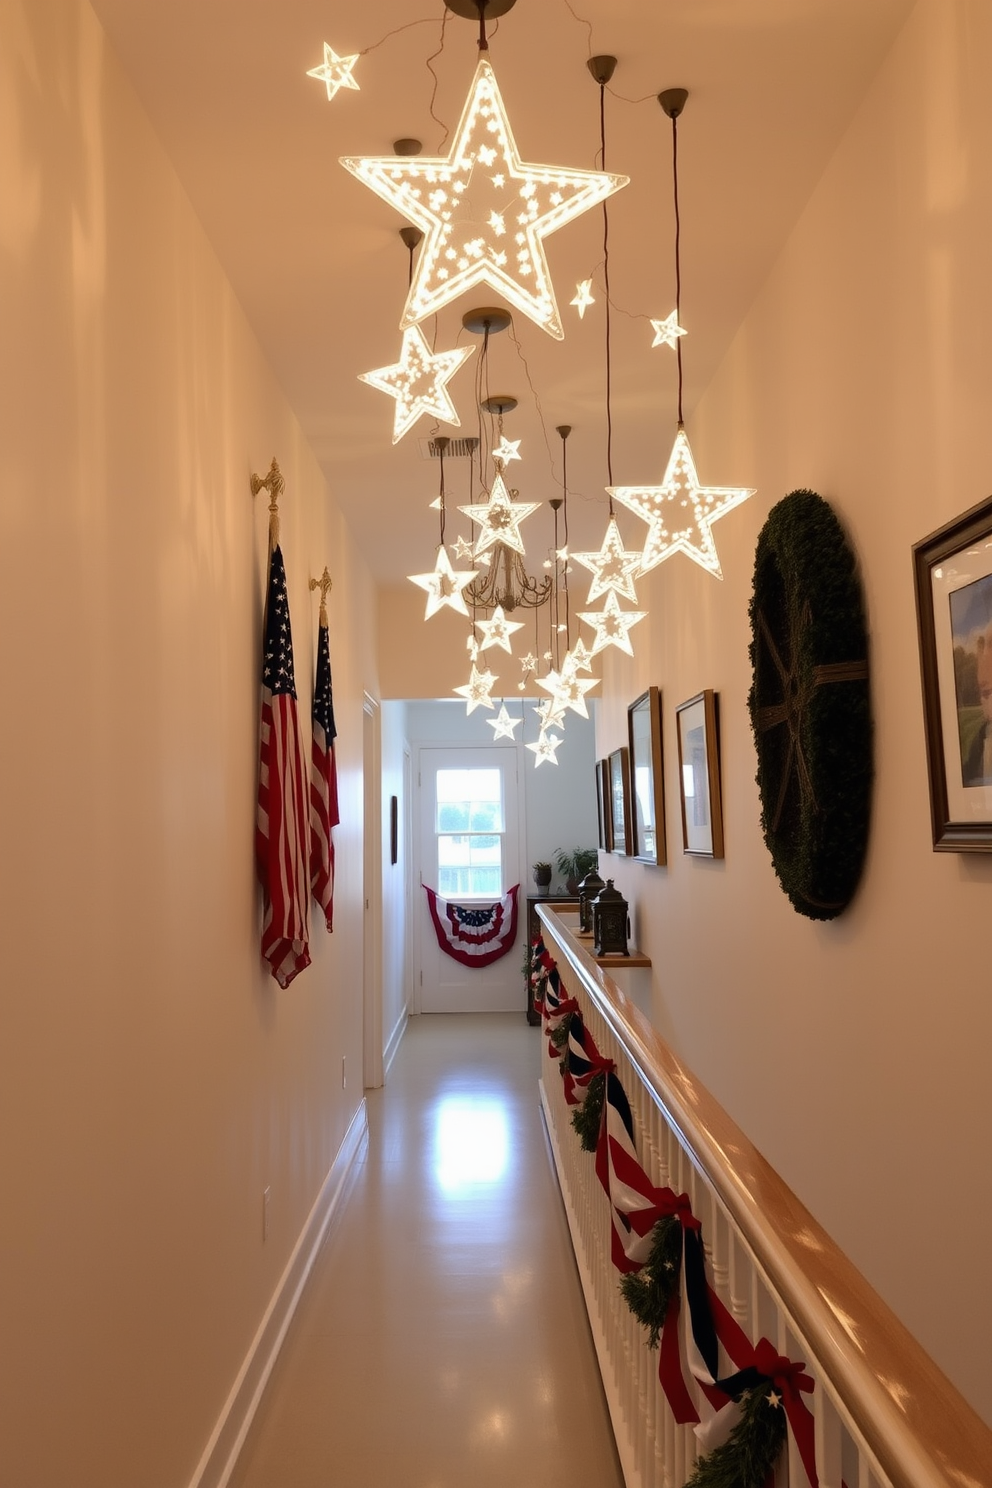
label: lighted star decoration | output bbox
[408,545,475,619]
[608,427,755,578]
[340,58,628,339]
[534,695,568,730]
[527,731,563,766]
[571,517,643,604]
[359,326,474,444]
[650,311,687,349]
[578,589,646,657]
[452,535,476,560]
[537,668,599,719]
[564,638,594,674]
[454,662,498,713]
[493,435,521,465]
[475,605,524,653]
[571,279,595,318]
[520,651,538,673]
[459,470,540,557]
[487,703,521,740]
[307,44,360,102]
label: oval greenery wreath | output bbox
[747,490,872,920]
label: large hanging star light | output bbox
[534,695,568,731]
[475,605,524,653]
[527,731,563,767]
[650,311,687,349]
[537,668,599,719]
[454,662,498,713]
[359,326,474,444]
[459,470,540,557]
[408,545,475,619]
[608,427,755,579]
[340,58,628,339]
[571,517,643,604]
[307,44,360,101]
[487,703,521,740]
[578,589,646,657]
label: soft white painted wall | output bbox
[595,0,992,1425]
[380,700,411,1057]
[0,6,374,1485]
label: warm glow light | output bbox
[571,279,595,317]
[650,310,686,348]
[454,662,498,713]
[536,668,598,719]
[459,470,540,557]
[475,604,524,653]
[578,589,646,656]
[306,43,360,101]
[493,436,521,465]
[359,326,474,444]
[527,730,563,766]
[609,427,755,578]
[487,703,521,739]
[408,545,475,619]
[340,58,628,339]
[571,516,642,603]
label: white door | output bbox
[417,745,524,1013]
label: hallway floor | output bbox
[228,1012,625,1488]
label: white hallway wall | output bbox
[594,0,992,1425]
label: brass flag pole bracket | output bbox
[309,566,333,624]
[251,458,285,549]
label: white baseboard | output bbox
[187,1101,369,1488]
[383,1008,408,1078]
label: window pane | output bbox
[437,833,502,898]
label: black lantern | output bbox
[593,879,630,957]
[577,867,605,934]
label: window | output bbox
[435,767,504,898]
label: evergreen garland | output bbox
[570,1068,606,1150]
[618,1216,683,1345]
[549,1009,576,1050]
[684,1384,788,1488]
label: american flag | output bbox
[256,544,311,988]
[310,607,340,931]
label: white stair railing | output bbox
[536,906,990,1488]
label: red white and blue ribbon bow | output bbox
[423,883,519,967]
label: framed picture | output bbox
[389,795,399,865]
[675,690,724,858]
[913,495,992,850]
[608,747,632,855]
[595,759,612,851]
[627,687,666,865]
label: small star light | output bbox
[359,326,474,444]
[578,589,646,657]
[307,44,360,102]
[650,311,687,349]
[488,703,521,740]
[565,638,594,674]
[454,662,498,714]
[527,731,563,766]
[571,279,595,318]
[459,470,540,557]
[493,435,521,465]
[520,651,538,673]
[408,545,475,619]
[452,534,475,560]
[571,516,643,604]
[476,605,524,653]
[609,427,755,578]
[340,58,628,339]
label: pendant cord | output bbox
[672,109,684,428]
[476,0,488,51]
[560,428,571,649]
[600,82,615,507]
[438,441,446,546]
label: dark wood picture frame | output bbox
[608,746,632,856]
[389,794,399,865]
[627,687,666,865]
[675,690,724,858]
[913,495,992,851]
[595,759,612,851]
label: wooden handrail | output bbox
[537,906,991,1488]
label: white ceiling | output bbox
[91,0,912,584]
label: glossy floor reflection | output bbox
[229,1013,624,1488]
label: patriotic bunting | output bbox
[423,884,519,968]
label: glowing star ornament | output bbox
[537,668,599,719]
[527,731,563,766]
[534,695,568,730]
[340,58,628,339]
[359,326,474,444]
[571,279,595,318]
[520,652,538,673]
[452,535,476,560]
[578,589,646,657]
[609,426,755,579]
[650,311,687,349]
[307,44,360,101]
[487,703,521,740]
[564,638,593,674]
[492,435,521,465]
[571,517,643,604]
[475,605,524,653]
[459,470,540,557]
[454,662,498,714]
[408,545,475,619]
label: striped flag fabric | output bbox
[310,605,340,931]
[256,543,311,988]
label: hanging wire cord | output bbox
[670,101,685,426]
[476,0,489,53]
[436,438,448,547]
[599,79,615,508]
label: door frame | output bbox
[363,694,383,1089]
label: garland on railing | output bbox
[535,939,821,1488]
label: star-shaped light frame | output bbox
[487,703,521,740]
[571,516,642,604]
[609,427,755,578]
[571,280,595,318]
[454,662,498,713]
[527,731,563,766]
[536,668,599,719]
[475,604,524,653]
[578,589,646,657]
[408,545,475,619]
[307,44,360,101]
[650,311,687,349]
[492,435,521,465]
[359,326,474,444]
[341,58,628,339]
[459,470,540,557]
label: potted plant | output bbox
[554,847,599,895]
[532,860,553,889]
